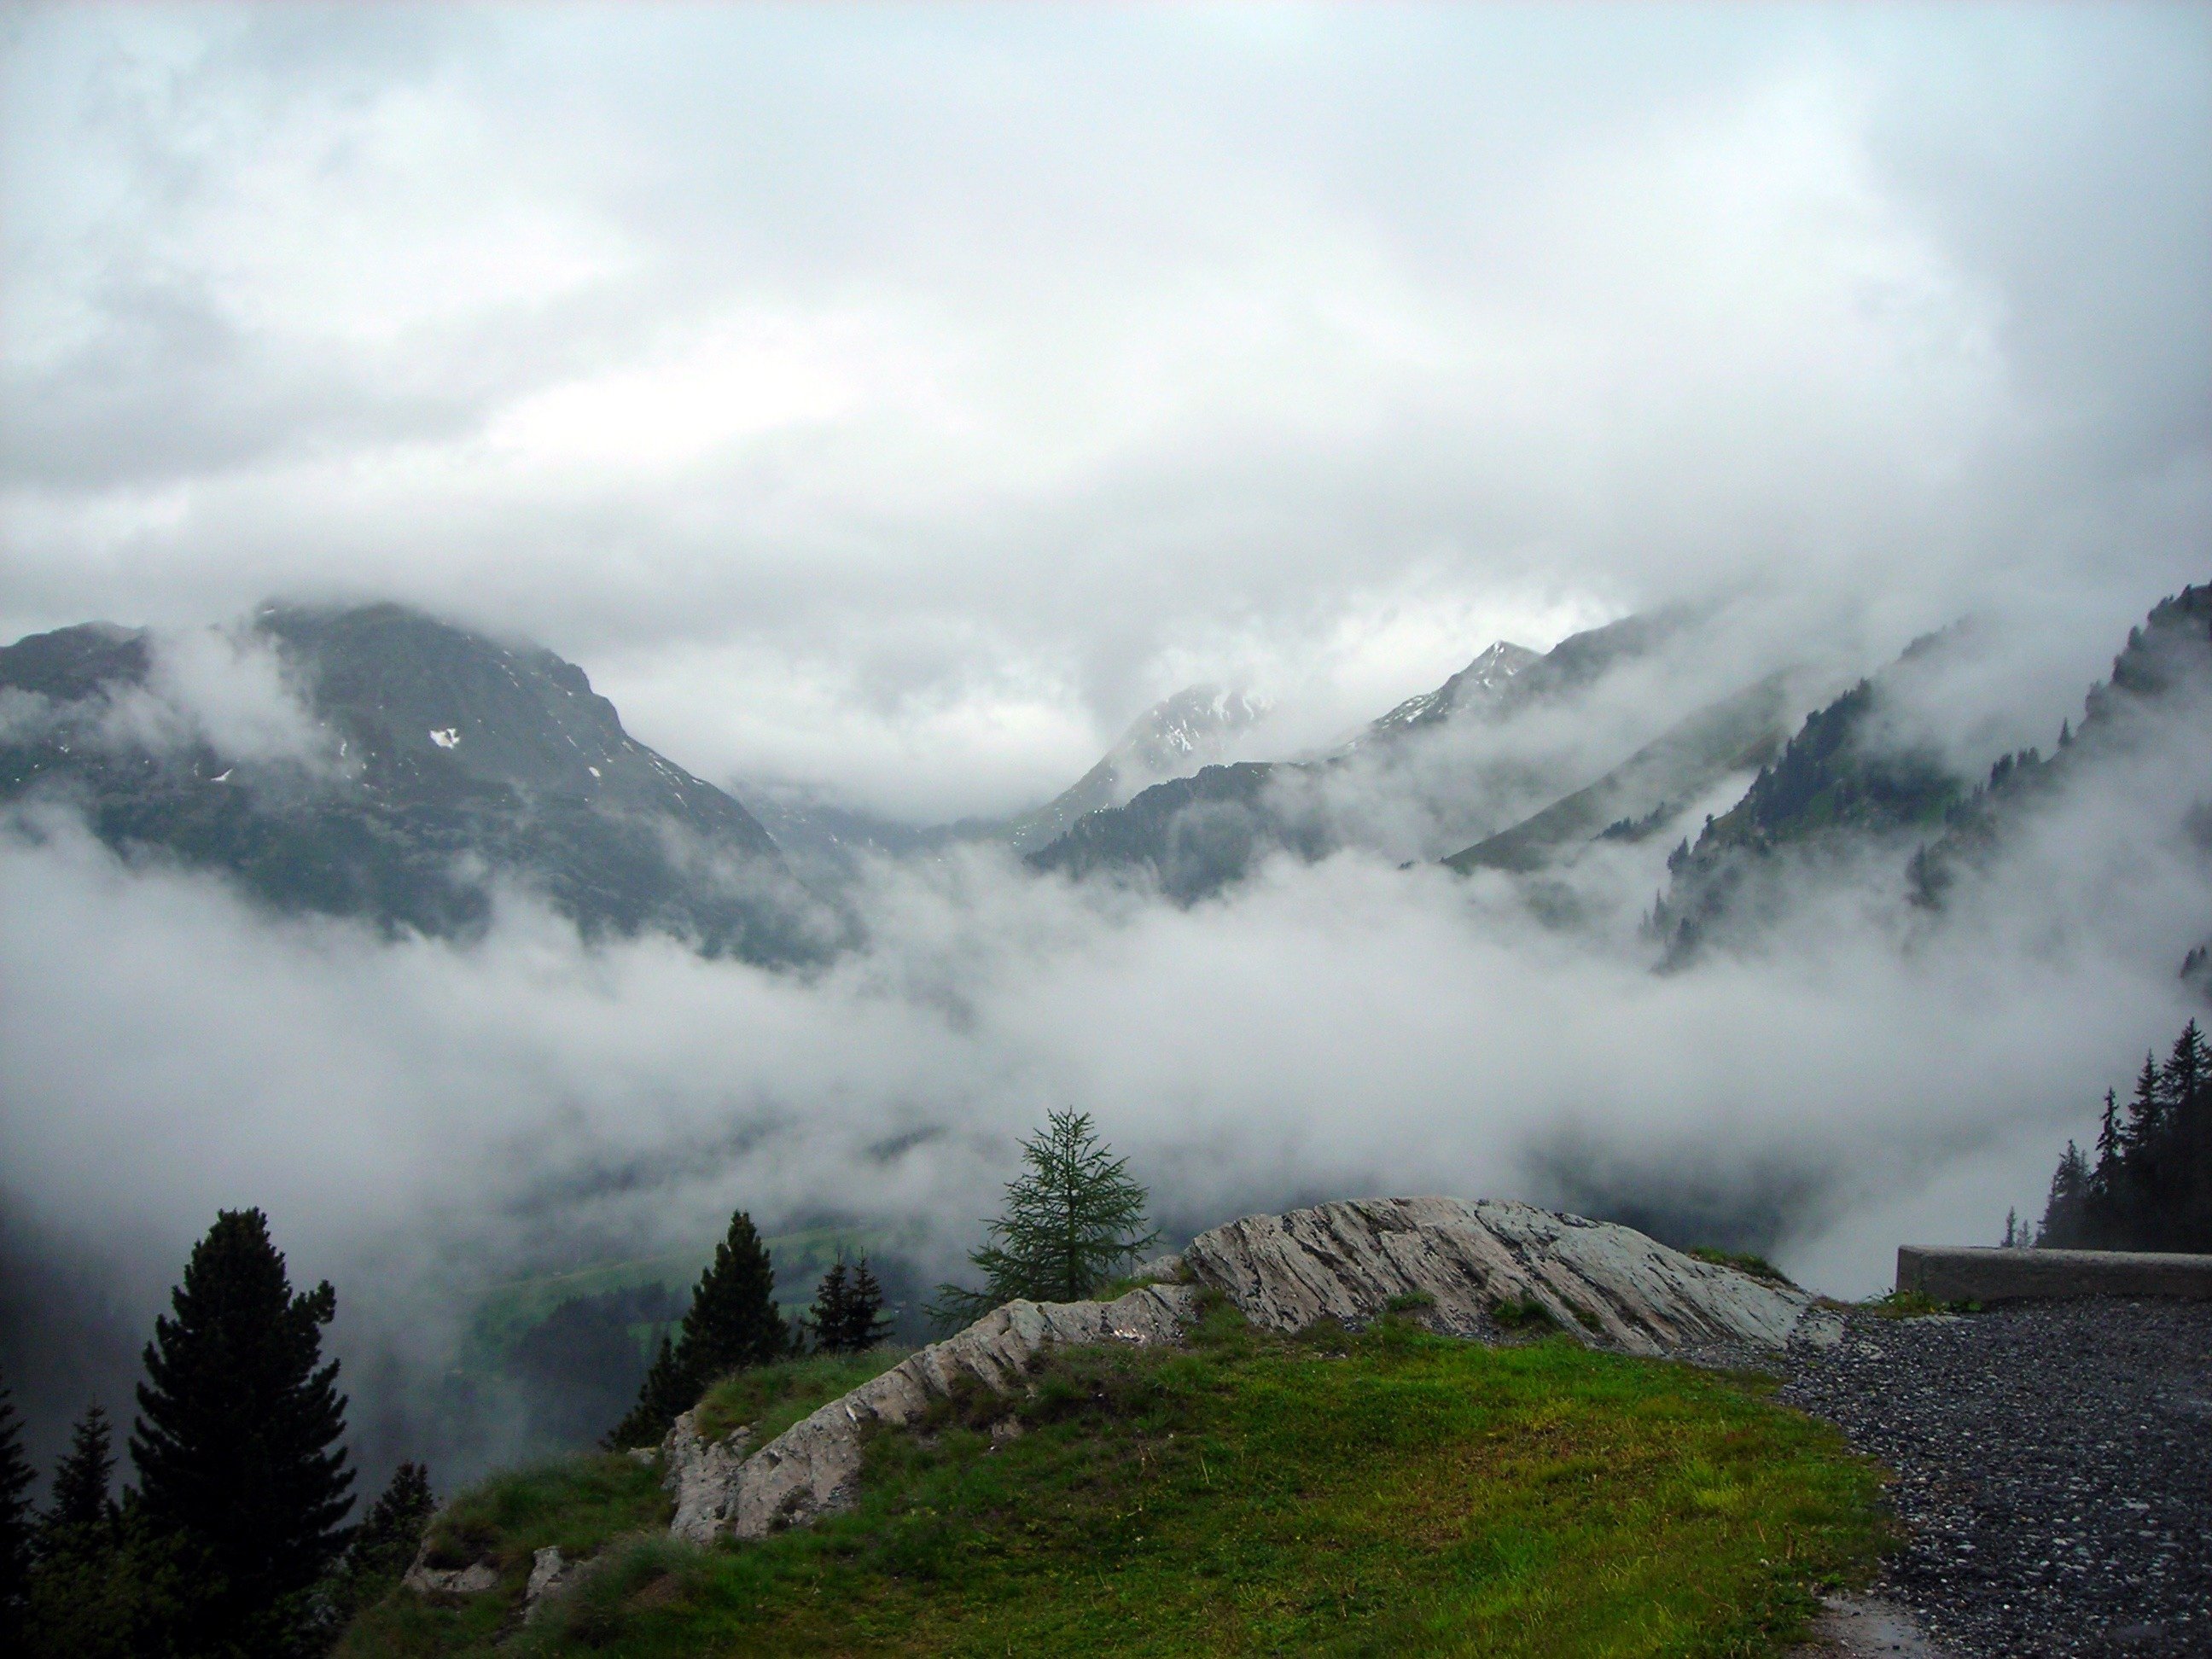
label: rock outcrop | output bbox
[657,1196,1836,1549]
[399,1552,498,1596]
[523,1545,589,1620]
[661,1412,754,1543]
[664,1282,1198,1544]
[1173,1196,1837,1355]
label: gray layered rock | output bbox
[660,1196,1831,1550]
[400,1552,498,1596]
[1179,1196,1835,1355]
[523,1545,590,1620]
[666,1283,1198,1545]
[662,1412,754,1543]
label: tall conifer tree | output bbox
[676,1211,788,1379]
[607,1209,787,1446]
[131,1208,354,1656]
[0,1371,33,1644]
[43,1404,118,1542]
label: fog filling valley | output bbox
[2,4,2208,1485]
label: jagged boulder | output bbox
[666,1283,1198,1544]
[1175,1196,1837,1355]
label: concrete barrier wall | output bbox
[1896,1245,2212,1304]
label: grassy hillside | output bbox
[342,1300,1885,1658]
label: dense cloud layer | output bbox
[1,5,2206,1483]
[3,5,2206,817]
[4,607,2208,1479]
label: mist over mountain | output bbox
[1027,605,1787,901]
[0,602,829,963]
[1,0,2206,1520]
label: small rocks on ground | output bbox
[1782,1298,2211,1659]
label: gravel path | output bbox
[1779,1299,2212,1659]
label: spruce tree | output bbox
[606,1210,787,1446]
[846,1259,894,1349]
[326,1462,434,1623]
[807,1259,853,1353]
[930,1109,1157,1327]
[678,1210,788,1380]
[42,1404,118,1544]
[809,1256,894,1353]
[0,1371,33,1644]
[2039,1141,2090,1247]
[131,1208,355,1656]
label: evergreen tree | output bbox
[807,1258,853,1353]
[676,1210,789,1379]
[846,1259,894,1349]
[929,1109,1157,1328]
[0,1371,33,1644]
[131,1208,355,1656]
[2038,1022,2212,1253]
[2038,1141,2090,1246]
[809,1255,894,1353]
[606,1209,787,1447]
[41,1404,118,1545]
[326,1462,434,1624]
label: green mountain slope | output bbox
[1444,674,1791,876]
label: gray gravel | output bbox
[1778,1299,2212,1659]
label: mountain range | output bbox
[4,585,2203,971]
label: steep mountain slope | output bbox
[1026,760,1330,903]
[1028,615,1675,900]
[0,602,822,961]
[1444,673,1791,875]
[1650,585,2212,962]
[1004,684,1269,853]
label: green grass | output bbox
[341,1304,1888,1658]
[1864,1289,1980,1319]
[691,1348,912,1446]
[1686,1249,1796,1288]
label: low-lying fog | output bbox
[2,3,2206,1483]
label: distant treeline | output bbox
[2036,1019,2212,1252]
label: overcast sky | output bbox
[3,3,2207,819]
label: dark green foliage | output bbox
[605,1336,693,1451]
[509,1285,676,1449]
[22,1500,199,1659]
[606,1211,790,1447]
[130,1208,356,1656]
[931,1109,1157,1326]
[42,1403,119,1544]
[0,1371,33,1641]
[326,1462,434,1625]
[2038,1020,2212,1250]
[1650,676,1962,958]
[807,1255,894,1353]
